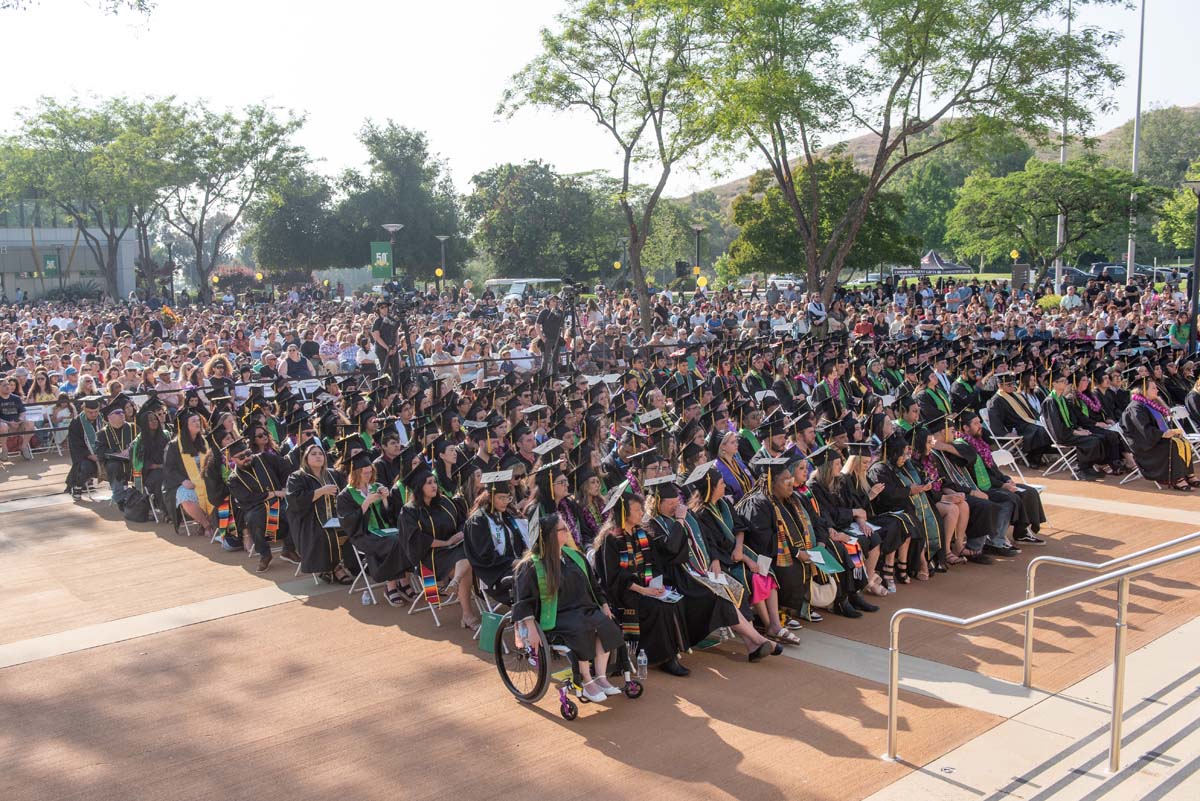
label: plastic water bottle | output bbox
[361,590,373,606]
[636,648,648,680]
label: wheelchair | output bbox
[493,610,644,721]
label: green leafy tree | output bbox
[702,0,1123,301]
[0,97,181,299]
[329,121,470,280]
[1107,105,1200,188]
[243,166,337,275]
[946,158,1166,276]
[728,157,919,279]
[504,0,714,332]
[1154,160,1200,255]
[163,103,305,302]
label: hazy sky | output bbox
[2,0,1196,196]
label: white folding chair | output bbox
[347,544,384,605]
[1110,423,1145,486]
[1042,432,1082,480]
[980,407,1029,467]
[1170,406,1200,457]
[990,447,1027,483]
[176,504,202,537]
[407,566,450,626]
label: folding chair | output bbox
[407,565,458,627]
[1042,432,1082,480]
[990,447,1028,484]
[1110,423,1146,486]
[1170,406,1200,458]
[980,408,1029,467]
[347,544,386,604]
[175,504,202,537]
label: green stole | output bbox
[130,435,144,491]
[898,462,940,558]
[1048,390,1073,427]
[348,485,391,535]
[953,439,993,491]
[739,428,761,453]
[532,547,596,632]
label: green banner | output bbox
[370,242,392,279]
[42,254,60,278]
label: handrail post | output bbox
[1109,576,1130,773]
[885,616,901,761]
[1023,561,1038,687]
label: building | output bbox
[0,201,137,301]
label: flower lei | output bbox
[1080,391,1102,415]
[1131,392,1171,419]
[959,431,996,469]
[919,453,944,492]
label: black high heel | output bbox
[896,561,911,585]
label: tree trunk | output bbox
[628,235,653,334]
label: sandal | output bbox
[768,628,802,646]
[395,582,418,601]
[880,565,897,593]
[895,561,911,585]
[441,577,461,597]
[1172,479,1192,492]
[1187,477,1200,488]
[385,587,405,607]
[334,571,354,585]
[945,553,967,566]
[866,577,890,597]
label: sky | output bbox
[2,0,1197,197]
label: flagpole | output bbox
[1125,0,1146,286]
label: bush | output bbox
[1037,294,1062,311]
[43,281,102,303]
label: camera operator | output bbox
[371,299,400,377]
[536,293,565,378]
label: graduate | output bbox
[463,470,526,603]
[286,443,352,583]
[1121,375,1200,492]
[336,451,415,604]
[227,436,297,572]
[65,395,103,498]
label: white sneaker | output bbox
[20,444,33,460]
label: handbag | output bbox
[122,491,152,523]
[808,572,837,609]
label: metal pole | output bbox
[1125,0,1146,286]
[1189,190,1200,355]
[1054,0,1072,295]
[1023,570,1037,687]
[1109,576,1130,773]
[886,625,900,760]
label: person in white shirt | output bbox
[1059,286,1083,310]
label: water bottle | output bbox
[636,648,648,680]
[361,590,373,606]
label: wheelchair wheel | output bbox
[560,698,578,721]
[494,612,549,703]
[624,680,644,699]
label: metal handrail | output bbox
[885,543,1200,772]
[1023,531,1200,687]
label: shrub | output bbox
[1036,294,1062,311]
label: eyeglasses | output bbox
[254,432,269,439]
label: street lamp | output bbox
[435,235,449,294]
[691,223,705,271]
[382,223,404,285]
[1182,180,1200,354]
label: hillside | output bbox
[687,106,1199,211]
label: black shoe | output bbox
[849,593,879,613]
[836,600,863,619]
[984,544,1021,558]
[659,657,690,677]
[1080,468,1104,480]
[967,553,994,565]
[1014,533,1046,546]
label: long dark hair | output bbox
[516,512,563,596]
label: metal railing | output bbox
[885,542,1200,772]
[1023,531,1200,687]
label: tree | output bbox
[728,157,919,278]
[328,121,470,281]
[0,97,178,299]
[946,158,1166,276]
[504,0,714,332]
[1107,105,1200,188]
[163,103,305,302]
[703,0,1123,302]
[1154,160,1200,255]
[243,166,337,275]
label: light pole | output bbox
[1125,0,1146,286]
[382,223,404,287]
[435,235,449,295]
[165,242,175,305]
[1183,181,1200,355]
[1053,0,1073,295]
[691,223,705,273]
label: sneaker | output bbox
[580,681,608,703]
[984,544,1021,558]
[219,538,237,552]
[1014,533,1046,546]
[20,443,33,460]
[278,549,301,564]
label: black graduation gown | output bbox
[835,477,903,555]
[336,486,410,581]
[1041,394,1106,465]
[95,423,135,483]
[950,378,982,413]
[646,514,739,645]
[399,497,466,584]
[1121,402,1192,484]
[597,530,688,664]
[738,490,813,614]
[600,451,630,490]
[691,501,755,600]
[793,488,857,600]
[286,469,348,573]
[512,555,623,661]
[986,392,1053,455]
[1185,391,1200,428]
[812,480,881,552]
[463,507,523,598]
[137,429,169,498]
[1073,398,1123,464]
[867,460,929,559]
[65,414,100,489]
